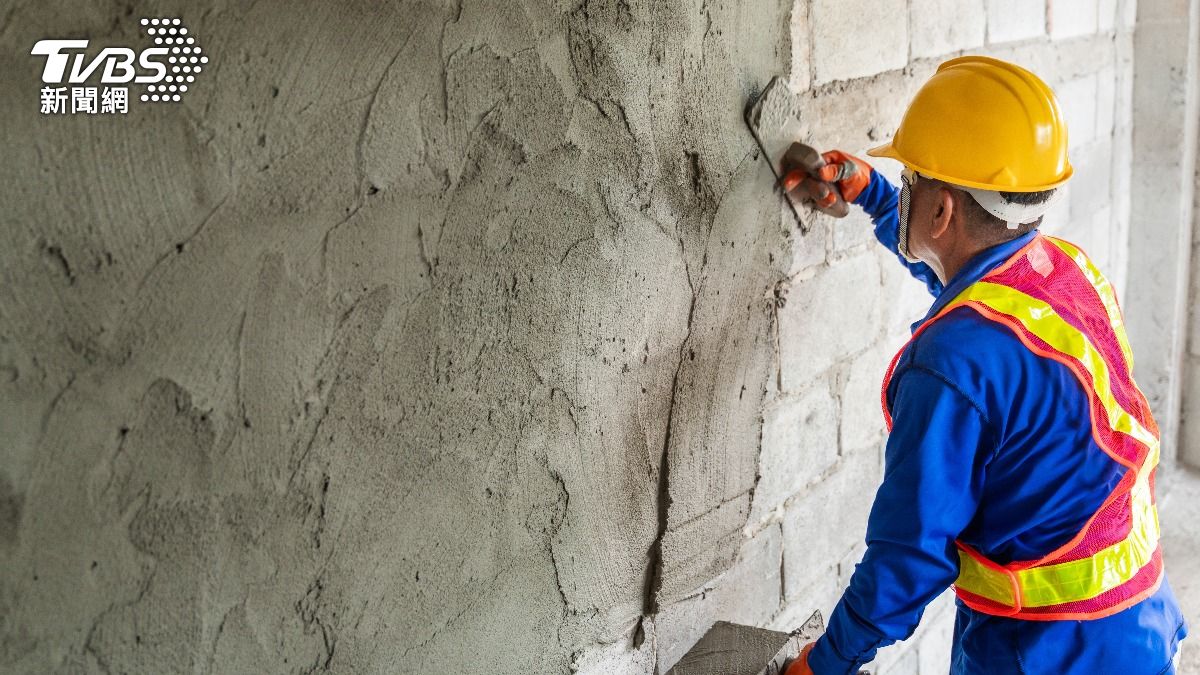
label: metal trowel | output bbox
[664,610,823,675]
[664,610,871,675]
[745,77,850,230]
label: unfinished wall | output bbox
[1165,0,1200,469]
[1188,132,1200,465]
[0,1,1143,675]
[1129,0,1200,468]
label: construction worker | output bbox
[780,56,1187,674]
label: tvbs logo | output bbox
[32,17,207,115]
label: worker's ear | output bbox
[929,187,955,240]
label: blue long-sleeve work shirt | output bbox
[807,170,1188,675]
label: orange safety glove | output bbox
[782,642,815,675]
[815,150,873,203]
[780,171,841,210]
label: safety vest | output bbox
[881,234,1163,621]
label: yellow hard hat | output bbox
[868,56,1072,192]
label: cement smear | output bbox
[0,1,798,672]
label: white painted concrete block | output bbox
[917,612,955,674]
[878,246,935,332]
[1052,215,1091,258]
[1096,69,1117,138]
[1055,74,1098,148]
[871,591,955,673]
[986,0,1046,43]
[781,449,880,600]
[1108,215,1129,303]
[875,642,920,674]
[1115,60,1134,131]
[927,589,958,618]
[1055,206,1113,273]
[1088,206,1115,272]
[778,252,882,389]
[1049,0,1099,38]
[836,541,867,589]
[1068,139,1114,222]
[1099,0,1119,32]
[811,0,908,84]
[768,572,841,633]
[911,0,986,58]
[831,207,877,253]
[750,383,840,521]
[1109,128,1133,295]
[785,215,829,277]
[840,344,893,452]
[1038,182,1072,235]
[1120,0,1137,30]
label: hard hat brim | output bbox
[866,140,1072,193]
[866,141,900,161]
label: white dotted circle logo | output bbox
[138,17,206,104]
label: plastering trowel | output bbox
[745,77,850,231]
[664,610,871,675]
[664,610,823,675]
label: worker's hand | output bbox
[778,145,872,218]
[817,150,873,203]
[781,642,815,675]
[781,171,842,210]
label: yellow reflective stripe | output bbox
[951,282,1158,453]
[956,550,1018,606]
[1044,237,1136,372]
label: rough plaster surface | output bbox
[0,0,796,672]
[0,0,1171,673]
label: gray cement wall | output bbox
[1188,134,1200,466]
[0,1,1159,674]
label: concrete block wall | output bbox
[1,2,800,673]
[0,2,1152,675]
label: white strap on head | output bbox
[961,186,1063,229]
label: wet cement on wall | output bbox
[0,0,797,672]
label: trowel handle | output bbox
[780,143,850,218]
[781,170,838,208]
[780,170,850,219]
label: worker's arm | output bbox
[852,168,943,296]
[805,366,990,674]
